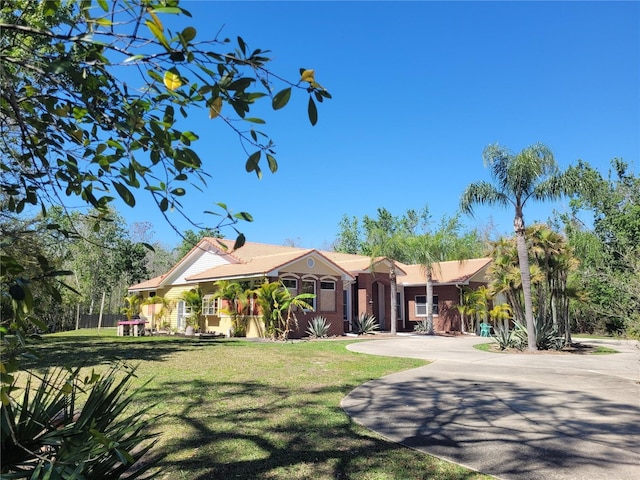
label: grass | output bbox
[19,330,491,480]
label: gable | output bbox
[276,252,350,279]
[164,246,233,286]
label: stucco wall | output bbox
[404,284,463,333]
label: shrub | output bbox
[306,316,331,338]
[1,363,162,479]
[352,313,379,335]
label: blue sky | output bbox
[120,0,640,250]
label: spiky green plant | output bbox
[352,313,379,335]
[513,318,565,351]
[1,363,162,479]
[492,323,516,350]
[413,319,431,334]
[306,316,331,338]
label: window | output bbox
[320,280,336,311]
[202,295,219,316]
[343,289,349,320]
[282,278,297,296]
[302,279,316,310]
[415,295,439,316]
[396,292,402,320]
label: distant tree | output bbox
[560,159,640,337]
[460,143,574,350]
[174,227,223,259]
[334,215,363,254]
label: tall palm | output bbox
[406,234,450,335]
[461,142,570,350]
[366,228,406,335]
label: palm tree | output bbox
[254,280,314,340]
[460,143,570,350]
[213,280,254,336]
[406,216,479,335]
[366,227,406,335]
[406,235,441,335]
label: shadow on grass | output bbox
[20,336,236,371]
[20,336,486,479]
[136,378,486,480]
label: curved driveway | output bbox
[342,335,640,480]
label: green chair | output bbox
[480,323,491,337]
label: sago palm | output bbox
[461,142,571,350]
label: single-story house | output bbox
[128,238,492,337]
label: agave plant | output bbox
[1,363,162,479]
[306,316,331,338]
[352,313,379,335]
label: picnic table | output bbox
[117,320,146,337]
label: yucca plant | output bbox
[1,363,162,479]
[492,322,515,350]
[306,316,331,338]
[513,317,564,351]
[413,319,430,334]
[352,313,379,335]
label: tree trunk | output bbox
[514,211,537,350]
[389,264,397,335]
[426,268,435,335]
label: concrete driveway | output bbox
[342,335,640,480]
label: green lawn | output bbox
[22,330,491,479]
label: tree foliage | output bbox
[1,3,331,469]
[559,159,640,337]
[1,0,330,320]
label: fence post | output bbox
[97,291,106,331]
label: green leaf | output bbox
[266,154,278,174]
[233,233,246,250]
[150,7,182,14]
[308,97,318,126]
[272,88,292,110]
[145,20,170,50]
[181,26,197,42]
[234,212,254,222]
[237,36,247,55]
[97,0,108,11]
[245,151,261,173]
[159,197,169,212]
[113,182,136,207]
[245,117,266,124]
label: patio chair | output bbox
[480,322,491,337]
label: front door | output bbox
[377,282,386,329]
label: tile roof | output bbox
[185,238,355,282]
[397,257,493,285]
[128,238,491,289]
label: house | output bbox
[128,238,492,337]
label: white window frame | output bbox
[301,279,316,311]
[202,295,219,316]
[177,300,192,330]
[415,294,439,317]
